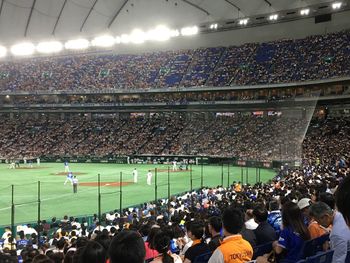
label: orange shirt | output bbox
[234,184,242,192]
[211,235,253,263]
[308,220,327,239]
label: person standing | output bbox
[172,160,177,171]
[147,170,153,186]
[36,157,40,166]
[72,176,78,194]
[64,172,74,185]
[64,160,70,172]
[133,168,138,183]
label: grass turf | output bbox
[0,163,276,225]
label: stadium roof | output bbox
[0,0,341,43]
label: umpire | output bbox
[72,176,78,193]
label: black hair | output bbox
[253,205,268,223]
[47,252,64,263]
[108,230,146,263]
[222,207,244,235]
[146,227,162,249]
[76,237,89,248]
[335,176,350,226]
[282,202,310,241]
[208,216,222,233]
[188,221,205,239]
[78,240,106,263]
[318,192,335,210]
[269,200,280,211]
[152,231,174,263]
[32,254,54,263]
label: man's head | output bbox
[109,230,145,263]
[318,192,335,210]
[253,205,268,223]
[269,200,280,211]
[309,202,334,228]
[208,216,222,236]
[335,176,350,227]
[222,207,244,236]
[187,221,205,240]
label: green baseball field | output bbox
[0,163,276,226]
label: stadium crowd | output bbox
[0,114,313,161]
[0,31,349,92]
[0,115,350,263]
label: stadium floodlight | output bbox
[332,2,342,9]
[64,39,89,50]
[170,29,180,37]
[147,25,171,41]
[121,34,130,44]
[209,23,218,29]
[11,42,35,56]
[115,36,122,44]
[130,29,146,44]
[37,41,63,53]
[0,46,7,57]
[268,14,278,21]
[180,26,199,36]
[5,95,9,99]
[300,8,310,15]
[91,35,115,47]
[238,18,249,25]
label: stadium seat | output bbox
[193,251,212,263]
[299,234,330,259]
[252,241,273,260]
[296,250,334,263]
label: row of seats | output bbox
[0,31,349,92]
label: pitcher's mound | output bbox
[157,169,192,173]
[16,166,50,169]
[52,172,88,176]
[80,182,132,187]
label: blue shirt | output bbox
[17,239,28,248]
[330,212,350,263]
[67,172,73,179]
[277,226,306,262]
[267,211,282,235]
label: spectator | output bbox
[245,209,258,230]
[108,230,146,263]
[78,240,106,263]
[253,205,277,245]
[208,216,222,252]
[150,231,182,263]
[335,176,350,227]
[272,202,310,262]
[297,198,312,225]
[267,200,282,235]
[183,221,210,263]
[145,227,161,261]
[209,208,253,263]
[309,202,350,263]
